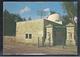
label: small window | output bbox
[29,34,32,39]
[26,34,28,38]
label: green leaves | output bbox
[62,2,76,17]
[50,10,56,15]
[62,2,77,24]
[3,9,24,36]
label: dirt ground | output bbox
[3,36,77,55]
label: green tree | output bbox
[3,9,24,36]
[62,15,71,25]
[23,18,26,21]
[62,2,77,24]
[50,10,56,15]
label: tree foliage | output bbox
[50,10,56,15]
[3,9,24,36]
[62,2,77,24]
[62,15,72,25]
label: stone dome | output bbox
[47,13,62,24]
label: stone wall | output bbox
[66,23,76,46]
[16,19,44,46]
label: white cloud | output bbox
[19,6,31,14]
[43,8,50,12]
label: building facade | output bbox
[16,14,76,47]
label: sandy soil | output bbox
[3,36,77,55]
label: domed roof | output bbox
[47,13,62,24]
[48,13,60,21]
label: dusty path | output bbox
[3,36,77,55]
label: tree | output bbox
[62,15,71,25]
[50,10,56,15]
[3,9,24,36]
[62,2,77,24]
[23,18,26,21]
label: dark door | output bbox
[54,27,66,45]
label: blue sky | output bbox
[3,2,76,19]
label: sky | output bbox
[3,2,76,19]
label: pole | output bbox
[42,37,44,47]
[38,37,39,48]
